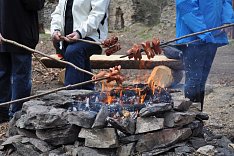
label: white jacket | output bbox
[51,0,110,42]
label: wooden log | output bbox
[147,65,183,88]
[40,55,183,70]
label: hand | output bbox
[52,31,62,42]
[65,31,80,42]
[0,33,3,44]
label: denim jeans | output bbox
[0,52,32,118]
[64,38,102,90]
[182,43,217,102]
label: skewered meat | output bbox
[141,41,155,59]
[102,36,119,48]
[105,43,121,56]
[152,38,162,55]
[92,65,125,85]
[127,44,142,60]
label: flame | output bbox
[140,94,146,104]
[107,93,113,104]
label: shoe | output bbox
[49,54,64,60]
[40,54,66,68]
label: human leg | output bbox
[9,52,32,117]
[182,44,207,102]
[0,52,11,122]
[199,44,217,111]
[200,44,218,93]
[64,38,101,90]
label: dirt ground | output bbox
[0,24,233,143]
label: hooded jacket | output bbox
[176,0,234,45]
[0,0,44,52]
[51,0,110,42]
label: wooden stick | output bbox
[77,38,101,45]
[32,53,50,73]
[60,36,102,46]
[120,23,234,58]
[0,76,108,106]
[1,37,94,76]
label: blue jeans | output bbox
[182,43,217,102]
[64,38,102,90]
[0,52,32,118]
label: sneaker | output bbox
[40,54,66,68]
[49,54,64,60]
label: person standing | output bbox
[51,0,110,90]
[175,0,234,111]
[0,0,45,121]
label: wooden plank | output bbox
[90,55,183,70]
[40,55,183,70]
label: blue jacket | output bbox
[176,0,234,45]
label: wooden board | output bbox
[40,55,183,70]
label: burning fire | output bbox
[98,69,167,105]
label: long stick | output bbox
[77,38,101,45]
[120,23,234,58]
[0,77,108,106]
[160,23,234,46]
[1,37,94,76]
[32,53,50,73]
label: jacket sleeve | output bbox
[176,0,208,39]
[74,0,110,38]
[221,0,234,24]
[21,0,44,11]
[50,1,63,34]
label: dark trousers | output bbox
[182,43,217,102]
[0,52,32,118]
[64,38,102,90]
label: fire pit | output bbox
[1,82,233,155]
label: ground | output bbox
[0,24,233,143]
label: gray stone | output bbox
[92,105,110,129]
[196,112,209,120]
[106,117,136,135]
[173,99,192,112]
[29,138,53,152]
[21,100,46,114]
[135,128,192,153]
[7,111,22,137]
[139,103,173,117]
[189,137,207,149]
[68,111,97,128]
[174,145,195,154]
[79,128,119,148]
[72,147,116,156]
[117,143,135,156]
[119,134,143,144]
[197,145,217,156]
[11,142,41,156]
[1,135,23,146]
[164,112,196,128]
[142,143,186,156]
[36,125,80,146]
[217,136,232,148]
[57,90,94,97]
[135,117,164,134]
[17,128,37,138]
[186,120,204,137]
[16,106,69,130]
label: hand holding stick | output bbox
[0,66,125,106]
[55,34,121,56]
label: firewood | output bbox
[147,65,183,88]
